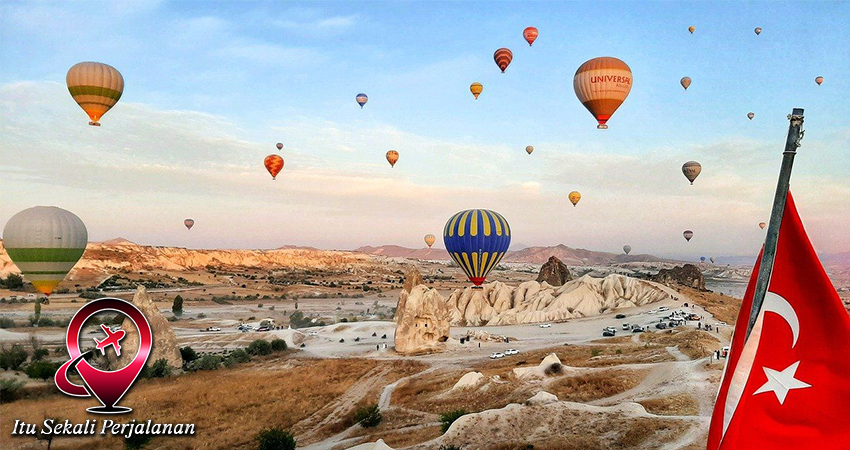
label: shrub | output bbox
[257,303,263,308]
[1,273,24,290]
[189,355,221,371]
[0,378,25,403]
[25,360,58,380]
[255,427,296,450]
[270,339,288,352]
[0,317,16,328]
[172,295,183,316]
[124,432,153,449]
[440,409,467,433]
[142,359,170,379]
[353,404,382,428]
[0,344,28,371]
[543,362,563,376]
[224,349,251,367]
[439,446,463,450]
[591,349,601,357]
[247,340,272,356]
[31,348,50,362]
[180,346,199,364]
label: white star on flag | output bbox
[753,361,811,405]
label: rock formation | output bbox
[452,372,485,390]
[115,285,183,370]
[536,256,572,286]
[347,439,395,450]
[394,284,451,355]
[445,274,669,326]
[526,391,559,405]
[652,264,705,290]
[394,267,424,323]
[513,353,566,380]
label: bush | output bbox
[0,378,25,403]
[142,359,170,379]
[180,346,198,364]
[255,427,296,450]
[257,303,263,308]
[1,273,24,290]
[31,348,49,362]
[224,349,251,367]
[25,360,58,380]
[0,344,28,371]
[0,317,16,328]
[188,355,221,371]
[124,432,153,450]
[591,349,601,357]
[270,339,288,352]
[172,295,183,316]
[247,340,272,356]
[440,409,467,433]
[439,446,463,450]
[353,404,382,428]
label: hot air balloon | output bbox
[754,27,762,35]
[710,256,716,264]
[568,191,581,207]
[623,245,632,255]
[759,222,767,230]
[264,154,284,180]
[688,26,695,34]
[3,207,87,297]
[66,62,124,126]
[386,150,399,167]
[573,57,632,129]
[747,112,755,120]
[276,143,283,151]
[184,219,194,230]
[356,93,368,108]
[494,48,513,73]
[815,76,824,86]
[424,234,436,248]
[525,145,534,155]
[523,27,539,46]
[680,77,692,90]
[683,230,694,242]
[470,82,483,99]
[700,256,706,262]
[443,209,511,286]
[682,161,701,185]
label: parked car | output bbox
[257,326,270,332]
[539,323,552,328]
[716,321,727,326]
[615,314,627,319]
[658,306,670,312]
[490,352,505,359]
[622,323,630,330]
[309,331,318,336]
[688,314,701,321]
[203,327,221,332]
[655,322,668,330]
[602,329,616,337]
[631,325,645,333]
[505,349,519,356]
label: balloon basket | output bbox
[597,124,608,129]
[89,121,101,127]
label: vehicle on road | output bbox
[655,322,668,329]
[622,323,630,330]
[539,323,552,328]
[615,314,626,319]
[505,349,519,356]
[602,328,617,337]
[309,331,318,336]
[631,325,645,333]
[257,326,270,332]
[203,327,221,332]
[658,306,670,312]
[490,352,505,359]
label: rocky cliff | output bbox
[652,264,706,290]
[536,256,572,286]
[394,271,452,354]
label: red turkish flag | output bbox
[707,192,850,449]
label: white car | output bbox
[539,323,552,328]
[204,327,221,332]
[504,349,519,356]
[622,323,630,330]
[309,331,318,336]
[716,321,727,326]
[490,352,505,359]
[658,306,670,312]
[647,309,657,314]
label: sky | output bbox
[1,1,848,260]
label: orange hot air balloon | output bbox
[815,76,824,86]
[494,48,513,73]
[523,27,539,46]
[276,143,283,151]
[470,82,483,99]
[688,26,695,34]
[424,234,436,248]
[568,191,581,207]
[759,222,767,230]
[573,57,632,129]
[747,112,755,120]
[386,150,399,167]
[680,77,692,90]
[264,154,284,180]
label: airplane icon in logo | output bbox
[94,324,126,357]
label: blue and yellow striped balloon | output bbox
[443,209,511,286]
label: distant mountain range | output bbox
[354,244,671,265]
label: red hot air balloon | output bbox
[264,154,284,180]
[494,48,513,73]
[523,27,539,46]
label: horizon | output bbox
[2,1,849,259]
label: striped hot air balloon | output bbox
[523,27,539,46]
[493,48,513,73]
[424,234,436,248]
[386,150,399,167]
[66,62,124,126]
[573,57,632,129]
[2,207,87,297]
[264,154,284,180]
[470,82,483,99]
[356,93,368,108]
[443,209,511,286]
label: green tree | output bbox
[25,360,58,381]
[255,427,296,450]
[179,346,198,364]
[353,404,382,428]
[270,339,288,352]
[171,295,183,316]
[247,340,272,356]
[2,273,24,290]
[0,344,29,371]
[440,409,468,433]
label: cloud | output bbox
[270,13,359,38]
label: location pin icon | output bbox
[56,298,152,414]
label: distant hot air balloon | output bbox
[683,230,694,242]
[568,191,581,207]
[494,48,513,73]
[754,27,762,35]
[276,143,283,151]
[759,222,767,230]
[470,82,483,99]
[424,234,436,248]
[574,57,632,129]
[443,209,511,286]
[264,154,284,180]
[184,219,194,230]
[386,150,399,167]
[66,62,124,126]
[710,256,716,264]
[747,112,755,120]
[3,207,87,297]
[700,256,706,262]
[523,27,539,46]
[688,26,695,34]
[356,93,368,108]
[680,77,692,90]
[815,76,824,86]
[682,161,702,185]
[525,145,534,155]
[623,245,632,255]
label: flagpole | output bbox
[746,108,805,338]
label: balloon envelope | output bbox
[493,48,513,73]
[688,26,695,34]
[754,27,762,35]
[523,27,539,46]
[443,209,511,286]
[710,256,716,264]
[386,150,399,167]
[815,76,824,86]
[184,219,194,230]
[424,234,436,248]
[568,191,581,207]
[683,230,694,241]
[759,222,767,230]
[525,145,534,155]
[66,62,124,126]
[470,82,483,99]
[356,93,368,108]
[3,207,87,296]
[680,77,691,90]
[574,57,632,129]
[700,256,706,262]
[623,245,632,255]
[276,143,283,150]
[748,112,755,120]
[682,161,701,184]
[264,154,284,179]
